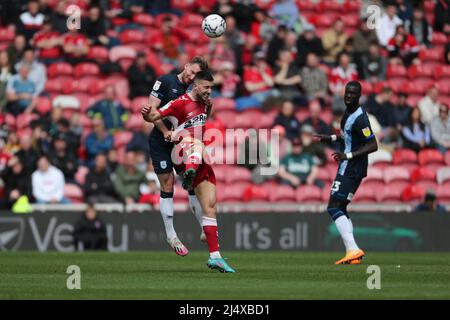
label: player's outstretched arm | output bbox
[332,139,378,161]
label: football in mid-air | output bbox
[202,14,226,38]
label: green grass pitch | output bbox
[1,251,449,299]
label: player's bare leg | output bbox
[195,180,235,273]
[158,171,188,256]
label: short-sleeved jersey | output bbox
[157,93,208,139]
[149,73,189,135]
[338,106,375,178]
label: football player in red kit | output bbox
[146,71,235,273]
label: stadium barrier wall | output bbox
[0,211,449,252]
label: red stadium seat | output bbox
[4,114,16,129]
[419,47,445,64]
[212,165,228,183]
[119,29,145,45]
[387,64,408,80]
[437,167,450,184]
[384,166,410,183]
[445,150,450,166]
[74,63,101,79]
[295,185,322,202]
[220,182,252,202]
[318,0,341,12]
[418,149,445,166]
[268,184,296,202]
[35,96,52,115]
[365,167,384,182]
[216,110,238,129]
[377,184,404,202]
[341,14,359,28]
[125,113,144,131]
[242,184,269,202]
[312,14,337,28]
[437,79,450,95]
[224,166,252,184]
[174,184,189,203]
[113,131,133,148]
[388,79,408,93]
[424,0,435,13]
[415,180,438,192]
[130,96,148,113]
[407,64,434,79]
[109,46,136,62]
[434,64,450,80]
[78,113,92,128]
[64,184,84,203]
[406,95,422,108]
[235,109,264,129]
[180,13,204,27]
[402,184,425,202]
[360,180,385,191]
[342,0,361,12]
[16,113,38,130]
[132,13,154,26]
[431,32,448,46]
[155,13,179,28]
[437,185,450,203]
[87,46,109,63]
[411,167,436,183]
[0,26,15,42]
[296,0,316,11]
[403,79,435,95]
[47,62,73,78]
[213,97,236,111]
[352,185,377,202]
[392,148,418,165]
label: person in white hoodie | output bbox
[32,154,69,204]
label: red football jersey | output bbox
[157,93,208,140]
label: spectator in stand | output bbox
[418,85,442,125]
[107,148,118,172]
[15,47,47,97]
[273,49,303,105]
[32,154,69,204]
[38,0,53,17]
[402,107,432,152]
[17,0,44,41]
[73,203,108,250]
[3,132,20,155]
[31,16,63,65]
[5,65,38,116]
[387,25,420,66]
[251,9,276,46]
[31,120,51,155]
[303,100,332,137]
[434,0,450,33]
[269,0,299,31]
[81,6,111,47]
[322,19,348,65]
[127,51,157,99]
[7,34,27,69]
[209,35,237,72]
[127,122,153,161]
[239,51,279,110]
[445,42,450,64]
[62,26,90,65]
[395,0,413,22]
[224,15,245,72]
[361,41,388,82]
[84,153,119,203]
[329,52,358,97]
[376,2,403,47]
[0,51,13,113]
[366,87,397,143]
[138,164,161,207]
[112,151,147,204]
[85,118,114,167]
[278,138,323,189]
[212,61,241,99]
[1,156,32,209]
[300,53,328,102]
[266,25,288,68]
[152,15,188,65]
[213,0,234,19]
[16,135,39,175]
[87,85,128,132]
[415,189,447,213]
[230,0,259,33]
[299,124,327,167]
[352,18,380,56]
[51,1,69,34]
[430,104,450,152]
[393,92,412,131]
[405,6,432,48]
[48,133,78,183]
[272,100,301,141]
[296,24,324,67]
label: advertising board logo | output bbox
[0,217,25,251]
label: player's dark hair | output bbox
[346,81,362,93]
[190,56,209,72]
[194,70,214,82]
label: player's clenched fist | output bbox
[141,104,153,122]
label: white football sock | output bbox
[160,196,177,240]
[335,215,359,252]
[210,251,222,259]
[188,194,204,230]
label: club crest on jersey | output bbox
[362,127,372,137]
[160,161,167,169]
[153,80,161,91]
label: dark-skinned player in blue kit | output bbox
[314,81,378,265]
[141,56,209,256]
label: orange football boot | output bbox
[334,249,365,265]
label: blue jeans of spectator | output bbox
[37,197,71,205]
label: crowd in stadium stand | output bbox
[0,0,449,210]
